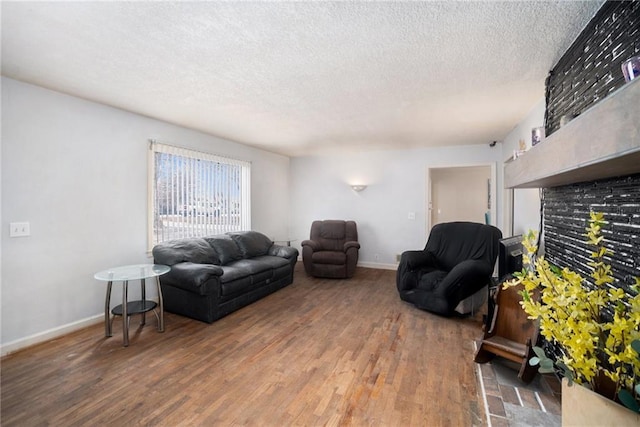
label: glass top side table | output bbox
[94,264,170,347]
[273,238,298,247]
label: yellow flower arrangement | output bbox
[505,211,640,411]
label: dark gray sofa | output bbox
[152,231,298,323]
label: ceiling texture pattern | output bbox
[1,1,604,157]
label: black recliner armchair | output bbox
[396,221,502,316]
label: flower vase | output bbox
[562,378,640,426]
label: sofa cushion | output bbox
[226,259,273,275]
[205,236,243,265]
[251,255,290,269]
[229,231,273,258]
[219,259,275,296]
[153,238,220,266]
[219,265,252,283]
[220,276,252,296]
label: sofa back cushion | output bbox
[204,235,243,265]
[229,231,273,258]
[152,238,220,266]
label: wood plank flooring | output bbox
[1,263,486,426]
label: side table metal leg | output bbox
[156,276,164,332]
[122,280,129,347]
[140,277,146,326]
[105,281,113,337]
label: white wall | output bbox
[501,99,545,237]
[1,77,290,352]
[290,145,503,268]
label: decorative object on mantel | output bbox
[518,138,526,151]
[504,212,640,416]
[622,55,640,83]
[531,127,544,146]
[509,138,529,161]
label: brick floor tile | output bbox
[517,388,541,410]
[499,384,521,406]
[480,363,496,379]
[490,415,510,427]
[483,377,500,396]
[486,394,506,417]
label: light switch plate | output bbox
[10,222,30,237]
[408,212,416,220]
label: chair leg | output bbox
[474,344,496,364]
[518,339,538,383]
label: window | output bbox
[148,141,251,247]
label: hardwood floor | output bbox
[1,263,486,426]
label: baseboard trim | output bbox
[296,257,398,271]
[1,314,103,357]
[357,261,398,271]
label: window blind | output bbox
[148,141,251,247]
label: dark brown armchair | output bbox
[301,220,360,278]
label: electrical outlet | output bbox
[10,222,30,237]
[408,212,416,220]
[374,254,380,261]
[396,254,402,262]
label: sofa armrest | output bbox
[160,262,223,296]
[301,240,320,251]
[344,241,361,252]
[268,244,299,259]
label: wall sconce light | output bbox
[351,184,367,192]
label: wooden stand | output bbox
[474,282,539,383]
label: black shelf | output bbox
[111,300,157,317]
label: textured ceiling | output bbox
[1,1,604,157]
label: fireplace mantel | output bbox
[505,78,640,189]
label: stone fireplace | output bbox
[504,0,640,361]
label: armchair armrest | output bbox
[446,259,492,282]
[439,259,493,299]
[301,240,321,251]
[399,250,437,270]
[343,241,361,252]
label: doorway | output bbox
[427,164,496,233]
